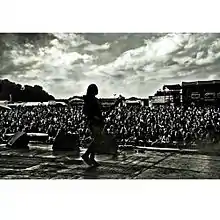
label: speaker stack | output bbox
[7,131,30,149]
[52,130,80,152]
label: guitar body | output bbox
[90,125,118,155]
[85,95,125,155]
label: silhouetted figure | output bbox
[69,84,124,167]
[81,84,103,166]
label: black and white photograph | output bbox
[1,33,220,179]
[2,1,220,220]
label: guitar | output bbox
[68,95,126,155]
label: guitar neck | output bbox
[104,99,122,118]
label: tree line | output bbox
[0,79,55,102]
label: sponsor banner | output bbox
[204,92,216,101]
[151,96,166,104]
[191,92,200,100]
[216,92,220,99]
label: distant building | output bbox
[182,80,220,106]
[149,80,220,107]
[150,84,182,106]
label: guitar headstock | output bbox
[104,95,126,116]
[115,95,126,104]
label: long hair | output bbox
[86,84,98,97]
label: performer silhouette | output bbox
[81,84,103,166]
[70,84,124,167]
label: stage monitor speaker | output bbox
[52,131,80,152]
[7,131,30,149]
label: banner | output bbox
[217,92,220,99]
[191,92,200,100]
[204,92,216,101]
[151,96,166,104]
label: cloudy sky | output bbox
[1,33,220,98]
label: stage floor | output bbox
[0,143,220,179]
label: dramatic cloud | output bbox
[1,33,220,98]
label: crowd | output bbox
[103,104,220,148]
[0,105,86,143]
[1,103,220,148]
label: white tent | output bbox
[8,103,24,107]
[55,102,67,106]
[23,102,42,106]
